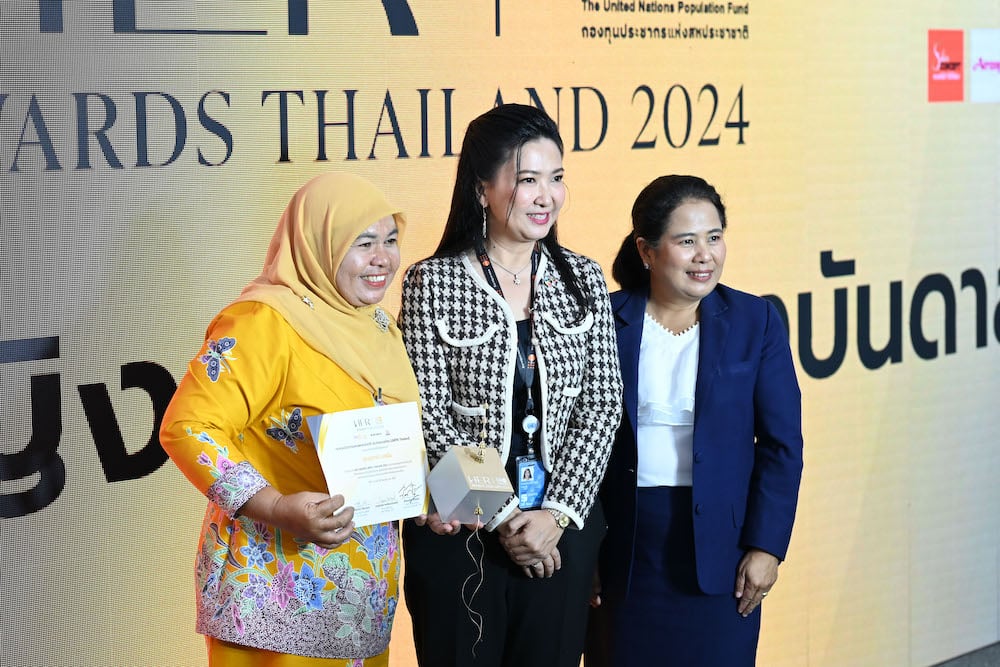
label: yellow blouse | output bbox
[161,301,400,661]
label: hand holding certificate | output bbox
[307,401,428,528]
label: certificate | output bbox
[307,401,428,528]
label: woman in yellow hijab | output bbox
[160,173,419,667]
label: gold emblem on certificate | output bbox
[307,401,429,527]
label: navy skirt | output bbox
[592,486,760,667]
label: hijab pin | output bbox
[301,295,314,310]
[372,306,390,333]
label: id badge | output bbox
[516,455,546,509]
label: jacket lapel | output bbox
[694,288,729,429]
[614,289,646,439]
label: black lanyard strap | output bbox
[476,243,540,420]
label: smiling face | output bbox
[479,138,565,246]
[334,216,400,307]
[638,199,726,308]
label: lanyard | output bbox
[476,243,541,446]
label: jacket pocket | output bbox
[451,401,487,417]
[719,360,755,377]
[436,320,501,347]
[539,310,594,335]
[449,401,488,439]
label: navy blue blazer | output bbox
[599,284,803,596]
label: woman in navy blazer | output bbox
[586,175,803,666]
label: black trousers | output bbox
[402,502,605,667]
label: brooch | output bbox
[372,306,390,332]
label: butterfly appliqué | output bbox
[200,337,237,382]
[265,408,306,453]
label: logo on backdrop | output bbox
[4,1,523,172]
[36,0,423,35]
[34,0,508,36]
[968,29,1000,103]
[928,29,964,102]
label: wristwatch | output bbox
[546,508,571,529]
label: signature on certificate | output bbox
[353,499,372,513]
[397,482,422,504]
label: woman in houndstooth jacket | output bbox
[399,104,623,667]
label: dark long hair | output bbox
[612,175,727,290]
[433,103,588,317]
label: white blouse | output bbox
[636,313,699,487]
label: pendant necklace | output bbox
[488,255,532,285]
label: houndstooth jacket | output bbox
[399,245,623,531]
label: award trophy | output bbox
[426,406,513,524]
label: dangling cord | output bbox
[461,507,486,658]
[461,408,489,656]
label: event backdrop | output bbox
[2,2,999,665]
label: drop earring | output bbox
[482,205,488,240]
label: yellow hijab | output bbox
[235,173,419,406]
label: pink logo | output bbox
[971,57,1000,72]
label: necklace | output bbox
[488,255,531,285]
[645,309,699,336]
